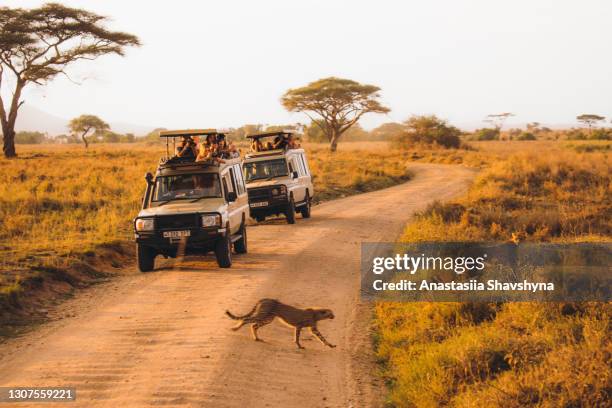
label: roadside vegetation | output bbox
[0,142,411,328]
[374,141,611,407]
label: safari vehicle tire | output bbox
[285,197,296,224]
[300,192,311,219]
[215,230,232,268]
[137,244,156,272]
[234,221,248,254]
[255,215,265,222]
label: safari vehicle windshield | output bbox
[243,159,288,182]
[153,173,222,202]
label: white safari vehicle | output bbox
[243,131,314,224]
[133,129,249,271]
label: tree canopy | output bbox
[484,112,514,131]
[281,77,390,151]
[395,115,462,149]
[68,114,109,148]
[576,114,606,135]
[0,3,140,157]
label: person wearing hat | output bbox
[176,135,197,159]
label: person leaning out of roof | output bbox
[288,134,300,149]
[176,135,197,158]
[272,134,288,150]
[196,134,216,162]
[196,136,229,164]
[251,137,264,152]
[217,134,240,159]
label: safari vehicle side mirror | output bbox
[142,172,155,210]
[227,191,237,202]
[291,171,299,179]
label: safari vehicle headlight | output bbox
[201,214,221,228]
[135,218,154,232]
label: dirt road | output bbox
[0,163,474,408]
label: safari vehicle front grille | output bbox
[156,214,200,230]
[247,187,272,201]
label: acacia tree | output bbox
[576,114,605,136]
[281,77,390,151]
[484,112,514,130]
[396,115,461,149]
[0,3,140,158]
[68,114,109,148]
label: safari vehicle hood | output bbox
[246,177,292,189]
[138,198,227,217]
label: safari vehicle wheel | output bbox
[255,215,265,222]
[285,197,296,224]
[215,229,232,268]
[300,192,312,219]
[137,244,156,272]
[234,221,248,254]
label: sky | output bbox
[3,0,612,131]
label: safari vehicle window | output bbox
[243,159,288,182]
[228,167,239,193]
[295,156,306,176]
[233,164,246,194]
[299,154,310,176]
[153,173,221,202]
[223,173,234,193]
[287,158,295,174]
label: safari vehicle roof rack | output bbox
[245,131,296,159]
[244,149,286,159]
[157,156,241,176]
[159,129,220,138]
[245,130,293,139]
[159,129,229,159]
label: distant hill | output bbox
[14,105,155,136]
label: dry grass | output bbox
[374,141,611,407]
[0,142,411,319]
[306,143,412,202]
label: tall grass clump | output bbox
[374,149,611,407]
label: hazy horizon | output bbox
[3,0,611,132]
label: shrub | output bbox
[566,128,587,140]
[395,115,462,149]
[14,131,47,144]
[473,128,500,141]
[589,128,612,140]
[517,132,536,141]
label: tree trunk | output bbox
[1,79,25,158]
[81,130,90,148]
[329,128,340,152]
[2,124,16,158]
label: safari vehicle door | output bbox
[221,163,248,234]
[287,151,312,202]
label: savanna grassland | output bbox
[0,142,411,327]
[374,140,611,407]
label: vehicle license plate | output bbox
[163,230,191,238]
[250,201,268,208]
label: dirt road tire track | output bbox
[0,163,475,408]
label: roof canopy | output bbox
[245,131,293,139]
[159,129,222,138]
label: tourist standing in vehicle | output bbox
[177,136,197,158]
